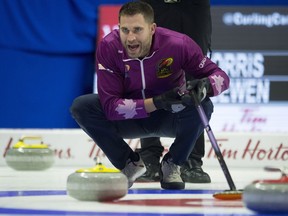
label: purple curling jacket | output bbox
[96,27,229,120]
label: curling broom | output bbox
[189,90,243,200]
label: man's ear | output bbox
[151,23,156,34]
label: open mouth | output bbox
[128,44,140,52]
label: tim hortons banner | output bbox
[0,129,287,169]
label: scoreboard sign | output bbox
[211,7,288,50]
[210,7,288,104]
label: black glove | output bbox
[181,78,211,106]
[153,87,185,113]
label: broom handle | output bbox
[192,91,237,190]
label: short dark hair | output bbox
[118,1,154,24]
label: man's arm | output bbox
[182,36,230,97]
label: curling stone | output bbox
[5,136,55,171]
[66,163,128,201]
[243,166,288,214]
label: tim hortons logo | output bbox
[87,137,288,162]
[88,139,141,159]
[222,108,267,132]
[206,138,288,161]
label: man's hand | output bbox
[182,78,211,106]
[153,87,185,113]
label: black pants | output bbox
[139,133,205,165]
[140,0,212,165]
[71,94,214,169]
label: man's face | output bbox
[119,14,156,59]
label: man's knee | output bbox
[70,94,97,119]
[70,96,84,119]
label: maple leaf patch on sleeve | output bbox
[115,99,138,119]
[211,75,225,95]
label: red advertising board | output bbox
[97,5,121,43]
